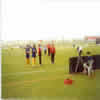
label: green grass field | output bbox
[2,44,100,100]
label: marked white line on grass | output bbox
[3,76,63,87]
[2,70,46,77]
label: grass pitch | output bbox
[2,44,100,100]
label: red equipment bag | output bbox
[64,79,73,85]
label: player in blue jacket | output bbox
[25,45,31,64]
[31,44,37,66]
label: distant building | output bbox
[85,36,100,44]
[85,36,100,41]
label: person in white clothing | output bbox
[83,52,94,77]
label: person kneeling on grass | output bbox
[31,44,37,66]
[83,52,95,77]
[50,44,56,64]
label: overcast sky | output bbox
[1,0,100,41]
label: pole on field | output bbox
[64,56,67,74]
[63,36,67,74]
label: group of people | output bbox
[25,43,56,66]
[25,42,95,77]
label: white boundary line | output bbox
[2,70,46,77]
[2,67,65,77]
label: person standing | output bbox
[50,44,56,64]
[31,44,37,66]
[38,44,42,65]
[44,45,47,55]
[25,45,30,64]
[75,46,83,72]
[47,44,51,56]
[77,46,83,56]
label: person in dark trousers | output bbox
[38,44,42,65]
[47,44,51,56]
[31,44,37,66]
[50,44,56,64]
[44,45,47,55]
[25,44,30,64]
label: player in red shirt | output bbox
[50,44,56,64]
